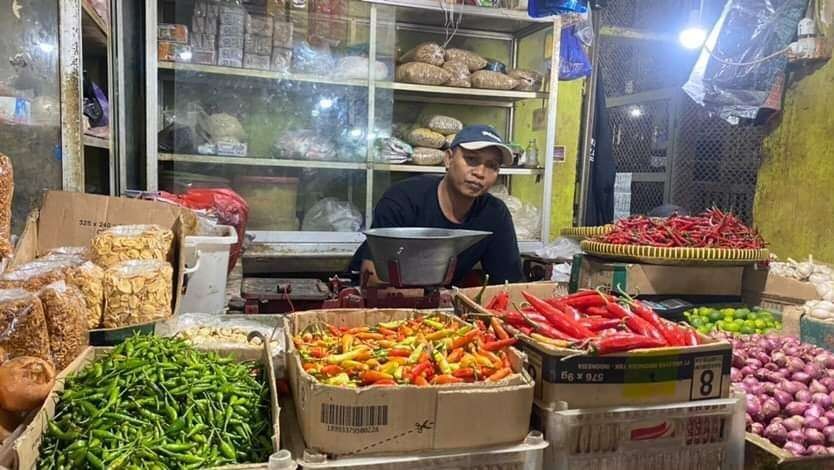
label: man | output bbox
[351,124,523,286]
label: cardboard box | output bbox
[192,49,217,65]
[453,282,568,317]
[800,315,834,352]
[218,46,244,61]
[569,254,744,297]
[190,32,216,50]
[245,34,272,56]
[745,432,834,469]
[4,345,280,469]
[246,13,274,36]
[243,53,271,71]
[219,23,245,37]
[192,15,218,35]
[10,191,196,317]
[271,48,292,72]
[273,19,293,47]
[157,41,192,63]
[454,287,732,409]
[742,265,819,312]
[287,309,534,456]
[218,35,244,49]
[158,23,189,44]
[220,5,246,27]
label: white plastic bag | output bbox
[489,184,541,240]
[334,56,389,80]
[302,198,362,232]
[535,237,583,260]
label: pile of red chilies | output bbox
[485,290,700,355]
[594,208,765,249]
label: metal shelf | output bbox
[81,1,109,44]
[386,82,547,103]
[159,153,367,170]
[158,62,370,88]
[83,135,110,149]
[362,0,554,34]
[373,163,543,175]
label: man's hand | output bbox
[360,260,385,288]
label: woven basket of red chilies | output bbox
[559,225,615,240]
[581,209,770,265]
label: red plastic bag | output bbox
[156,189,249,273]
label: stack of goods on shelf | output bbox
[157,23,191,63]
[218,4,245,67]
[403,114,463,166]
[244,12,273,71]
[190,0,218,65]
[395,42,543,92]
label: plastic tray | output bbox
[532,393,745,470]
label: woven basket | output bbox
[580,240,770,266]
[560,225,615,240]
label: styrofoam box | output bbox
[533,393,745,470]
[299,432,547,470]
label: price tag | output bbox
[690,355,724,400]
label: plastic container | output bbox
[299,432,548,470]
[533,393,745,470]
[179,224,238,314]
[234,176,298,230]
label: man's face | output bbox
[444,146,501,198]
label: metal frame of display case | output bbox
[145,0,562,254]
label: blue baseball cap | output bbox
[449,124,514,166]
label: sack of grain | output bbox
[445,48,487,72]
[424,115,463,135]
[408,128,446,149]
[396,63,451,86]
[442,60,471,88]
[508,69,544,91]
[445,133,456,148]
[399,42,445,67]
[412,147,446,166]
[471,70,519,90]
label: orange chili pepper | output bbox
[487,367,512,382]
[356,332,384,340]
[451,330,479,350]
[384,356,407,365]
[378,327,398,337]
[413,375,429,387]
[372,379,397,386]
[419,352,431,364]
[328,325,343,336]
[490,317,510,340]
[388,348,411,357]
[479,350,501,364]
[354,349,372,361]
[361,370,394,385]
[502,354,511,369]
[452,367,475,379]
[432,374,464,385]
[302,363,317,371]
[447,348,464,363]
[308,347,326,359]
[321,364,343,377]
[347,327,369,334]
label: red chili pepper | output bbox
[482,338,517,351]
[592,334,667,355]
[522,292,595,339]
[409,362,432,383]
[519,311,576,341]
[552,301,582,321]
[490,317,510,340]
[517,325,533,336]
[486,291,510,311]
[578,317,621,332]
[627,299,686,346]
[565,294,609,309]
[586,306,617,318]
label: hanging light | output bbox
[629,106,643,118]
[679,1,707,50]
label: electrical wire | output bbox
[702,43,792,67]
[439,0,463,48]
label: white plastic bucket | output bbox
[179,224,238,314]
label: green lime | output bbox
[755,328,763,334]
[698,326,712,335]
[754,319,767,329]
[724,323,741,332]
[741,326,755,335]
[733,318,744,325]
[734,310,748,320]
[709,311,723,322]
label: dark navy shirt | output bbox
[350,175,522,285]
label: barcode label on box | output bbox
[321,404,388,433]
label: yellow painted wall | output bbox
[754,27,834,261]
[512,29,585,240]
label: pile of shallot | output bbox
[725,333,834,457]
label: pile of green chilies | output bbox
[39,335,272,469]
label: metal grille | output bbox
[609,100,669,173]
[670,98,764,223]
[631,182,666,215]
[596,0,764,222]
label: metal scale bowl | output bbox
[325,228,491,309]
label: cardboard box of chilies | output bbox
[454,284,732,409]
[2,344,280,470]
[286,308,534,456]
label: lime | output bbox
[724,322,741,332]
[697,326,712,335]
[755,328,763,334]
[734,310,748,320]
[709,311,723,322]
[754,319,767,329]
[741,326,755,335]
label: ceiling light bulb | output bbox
[679,26,707,49]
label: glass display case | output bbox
[0,0,92,234]
[146,0,562,251]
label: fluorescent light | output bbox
[679,26,707,49]
[37,42,55,53]
[318,98,334,109]
[629,106,643,118]
[179,50,193,61]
